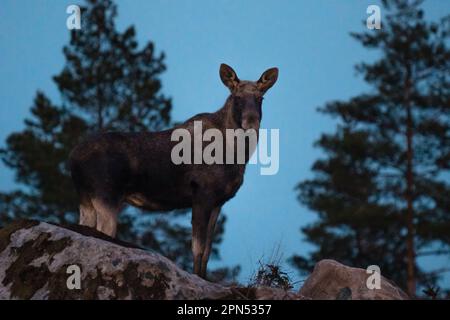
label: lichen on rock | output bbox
[0,220,408,300]
[0,220,232,300]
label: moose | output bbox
[69,64,278,278]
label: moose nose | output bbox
[242,115,260,131]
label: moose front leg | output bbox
[200,207,221,278]
[192,201,220,278]
[191,202,209,277]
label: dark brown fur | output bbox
[69,64,278,278]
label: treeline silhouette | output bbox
[0,0,239,283]
[291,0,450,297]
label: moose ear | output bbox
[220,64,240,92]
[257,67,278,93]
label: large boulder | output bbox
[0,220,232,299]
[0,219,306,300]
[299,259,409,300]
[0,220,407,300]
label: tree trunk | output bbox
[404,72,416,297]
[97,87,104,130]
[97,106,103,130]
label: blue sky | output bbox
[1,0,449,288]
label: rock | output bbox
[0,220,231,300]
[0,220,408,300]
[227,286,308,300]
[247,286,308,300]
[0,219,305,300]
[299,259,409,300]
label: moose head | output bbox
[219,63,278,131]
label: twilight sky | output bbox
[1,0,449,288]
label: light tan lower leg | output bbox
[92,199,120,237]
[79,201,97,228]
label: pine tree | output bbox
[53,0,171,132]
[292,0,449,296]
[0,0,238,282]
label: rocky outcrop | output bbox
[0,220,307,300]
[299,259,409,300]
[0,220,232,299]
[0,220,407,300]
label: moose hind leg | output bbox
[92,198,122,238]
[79,199,97,228]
